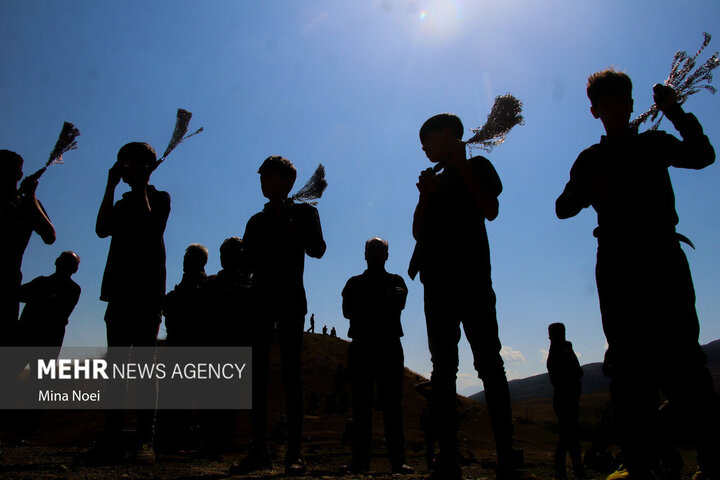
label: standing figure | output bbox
[342,237,413,475]
[409,113,520,480]
[231,155,326,476]
[163,243,209,347]
[85,142,171,464]
[16,251,81,353]
[0,150,55,346]
[306,313,315,333]
[556,69,720,479]
[546,323,587,480]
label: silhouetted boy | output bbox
[16,251,81,352]
[89,142,171,464]
[231,155,326,476]
[342,237,413,475]
[409,113,520,480]
[556,69,720,479]
[546,323,586,480]
[163,243,209,347]
[204,237,253,346]
[0,150,55,346]
[157,243,208,453]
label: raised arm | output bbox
[96,163,122,238]
[19,177,55,245]
[655,84,715,170]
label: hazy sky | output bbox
[3,1,720,396]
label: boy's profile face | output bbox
[421,128,455,164]
[260,170,294,202]
[591,94,633,133]
[118,155,152,187]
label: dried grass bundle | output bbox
[155,108,204,168]
[631,32,719,132]
[466,94,524,152]
[291,164,327,205]
[28,121,81,180]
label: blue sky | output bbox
[2,0,720,396]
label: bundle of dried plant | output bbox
[291,164,327,205]
[631,32,719,132]
[154,108,204,169]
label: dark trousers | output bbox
[597,241,720,477]
[423,279,514,470]
[349,337,406,468]
[251,314,304,458]
[104,302,160,446]
[553,394,583,476]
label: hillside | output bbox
[470,339,720,403]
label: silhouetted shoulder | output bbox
[468,156,502,198]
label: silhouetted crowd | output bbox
[2,68,719,480]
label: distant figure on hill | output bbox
[556,69,720,479]
[230,155,326,476]
[330,326,336,338]
[16,251,80,353]
[0,149,56,347]
[84,142,170,464]
[163,243,209,346]
[546,323,587,480]
[322,325,328,335]
[306,313,315,333]
[409,113,524,480]
[342,237,413,475]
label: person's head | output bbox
[365,237,389,271]
[55,251,80,277]
[258,155,296,202]
[219,236,246,272]
[419,113,464,164]
[587,69,634,134]
[117,142,157,187]
[0,150,24,192]
[548,322,566,342]
[183,243,209,274]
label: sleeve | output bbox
[471,157,503,198]
[662,113,715,170]
[17,277,42,304]
[341,277,357,320]
[243,216,260,275]
[58,283,81,325]
[150,190,171,234]
[556,151,592,219]
[301,205,326,259]
[390,274,408,312]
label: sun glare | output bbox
[415,1,465,39]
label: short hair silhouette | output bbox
[586,69,632,107]
[117,142,157,168]
[419,113,464,143]
[219,236,244,270]
[184,243,208,273]
[548,322,566,340]
[55,251,80,275]
[0,149,24,176]
[257,155,297,182]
